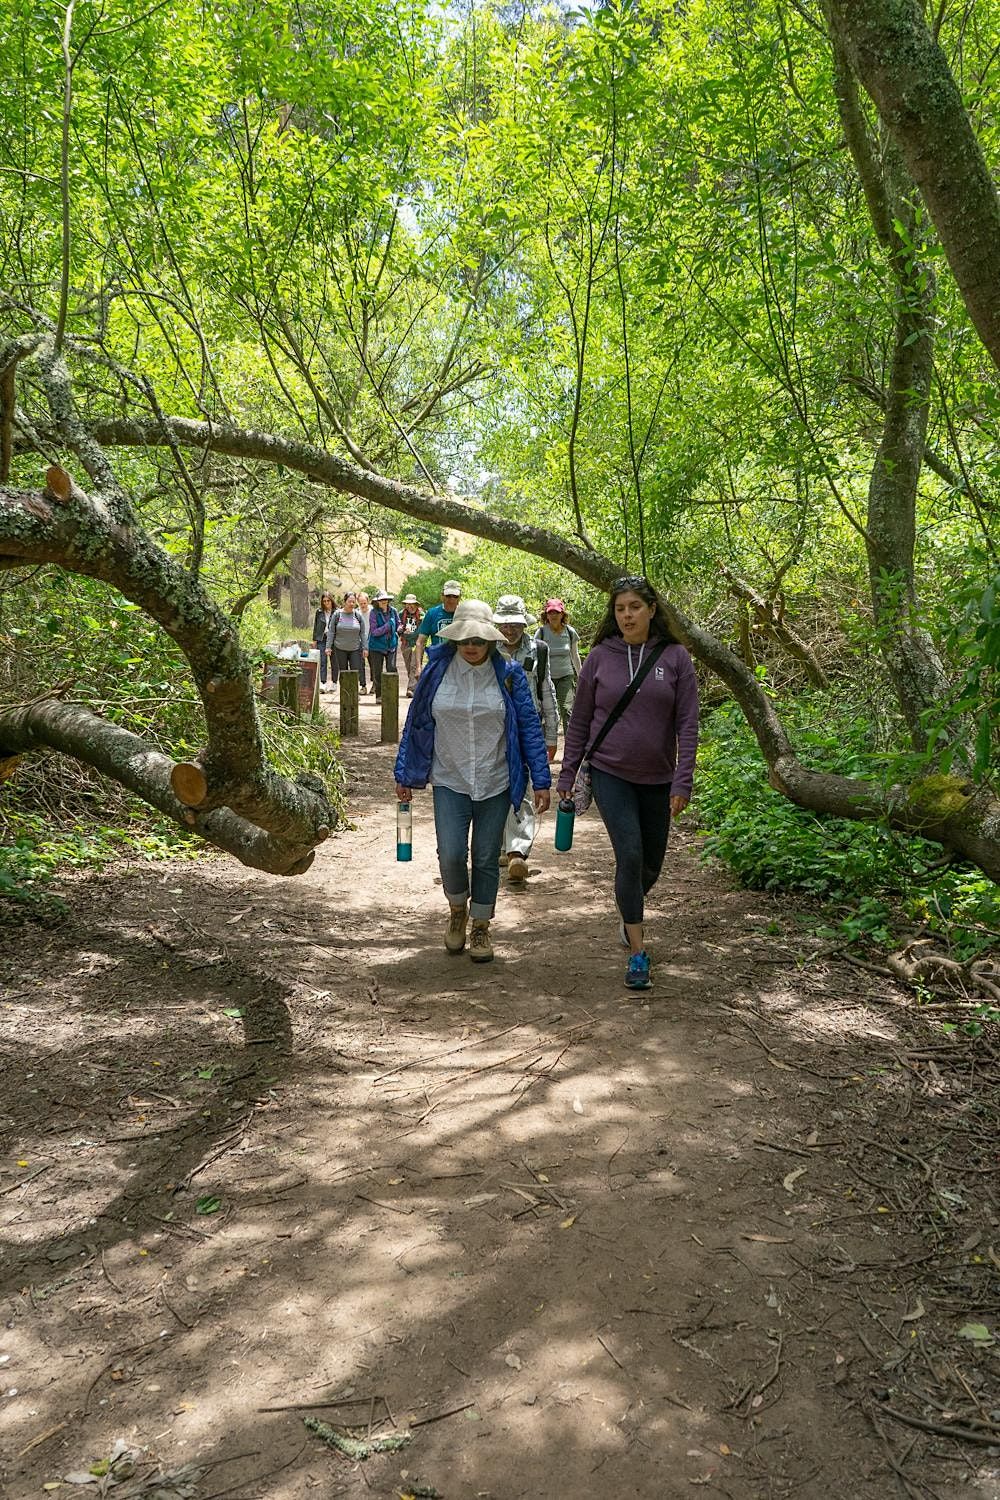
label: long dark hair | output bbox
[592,575,678,646]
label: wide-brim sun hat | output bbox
[493,593,535,626]
[438,599,504,643]
[374,590,392,601]
[402,594,418,604]
[544,598,566,615]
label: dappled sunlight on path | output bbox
[1,695,996,1499]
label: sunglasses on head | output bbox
[612,574,649,592]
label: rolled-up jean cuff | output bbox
[444,888,469,907]
[469,901,493,921]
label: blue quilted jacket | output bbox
[394,645,552,808]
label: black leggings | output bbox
[589,767,671,926]
[369,649,396,698]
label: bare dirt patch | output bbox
[2,698,998,1499]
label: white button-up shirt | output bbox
[430,654,509,800]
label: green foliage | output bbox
[2,0,1000,905]
[920,562,1000,784]
[395,551,475,609]
[697,700,999,957]
[698,700,917,899]
[0,810,198,922]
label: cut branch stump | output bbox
[170,758,209,807]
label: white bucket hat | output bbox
[438,599,504,643]
[493,594,535,626]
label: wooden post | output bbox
[339,670,359,737]
[380,668,399,744]
[309,658,321,722]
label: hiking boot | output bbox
[499,851,509,867]
[625,951,652,990]
[507,855,529,884]
[469,919,494,963]
[445,903,468,954]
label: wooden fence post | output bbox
[339,670,359,737]
[380,669,399,744]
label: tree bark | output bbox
[829,30,952,749]
[0,472,333,875]
[723,568,828,689]
[289,543,310,629]
[824,0,1000,373]
[0,698,325,875]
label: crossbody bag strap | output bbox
[583,638,668,763]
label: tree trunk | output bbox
[824,0,1000,374]
[829,33,953,749]
[289,543,310,629]
[0,697,324,875]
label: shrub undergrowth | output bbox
[697,699,999,960]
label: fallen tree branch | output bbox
[0,454,332,873]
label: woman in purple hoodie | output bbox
[557,576,698,992]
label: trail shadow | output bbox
[1,732,995,1500]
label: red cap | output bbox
[544,598,566,615]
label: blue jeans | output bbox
[432,785,510,920]
[589,767,672,926]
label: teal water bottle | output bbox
[396,800,412,862]
[554,797,575,852]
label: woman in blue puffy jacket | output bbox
[394,600,552,963]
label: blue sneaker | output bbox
[625,951,652,990]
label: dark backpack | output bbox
[520,638,548,715]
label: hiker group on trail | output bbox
[312,587,406,704]
[312,571,697,988]
[384,576,699,991]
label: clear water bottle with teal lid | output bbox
[396,800,413,862]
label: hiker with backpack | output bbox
[329,592,369,684]
[398,595,423,696]
[368,590,400,703]
[394,600,552,963]
[535,598,583,733]
[557,576,698,992]
[493,595,558,885]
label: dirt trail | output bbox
[1,695,998,1499]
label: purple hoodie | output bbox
[557,636,699,798]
